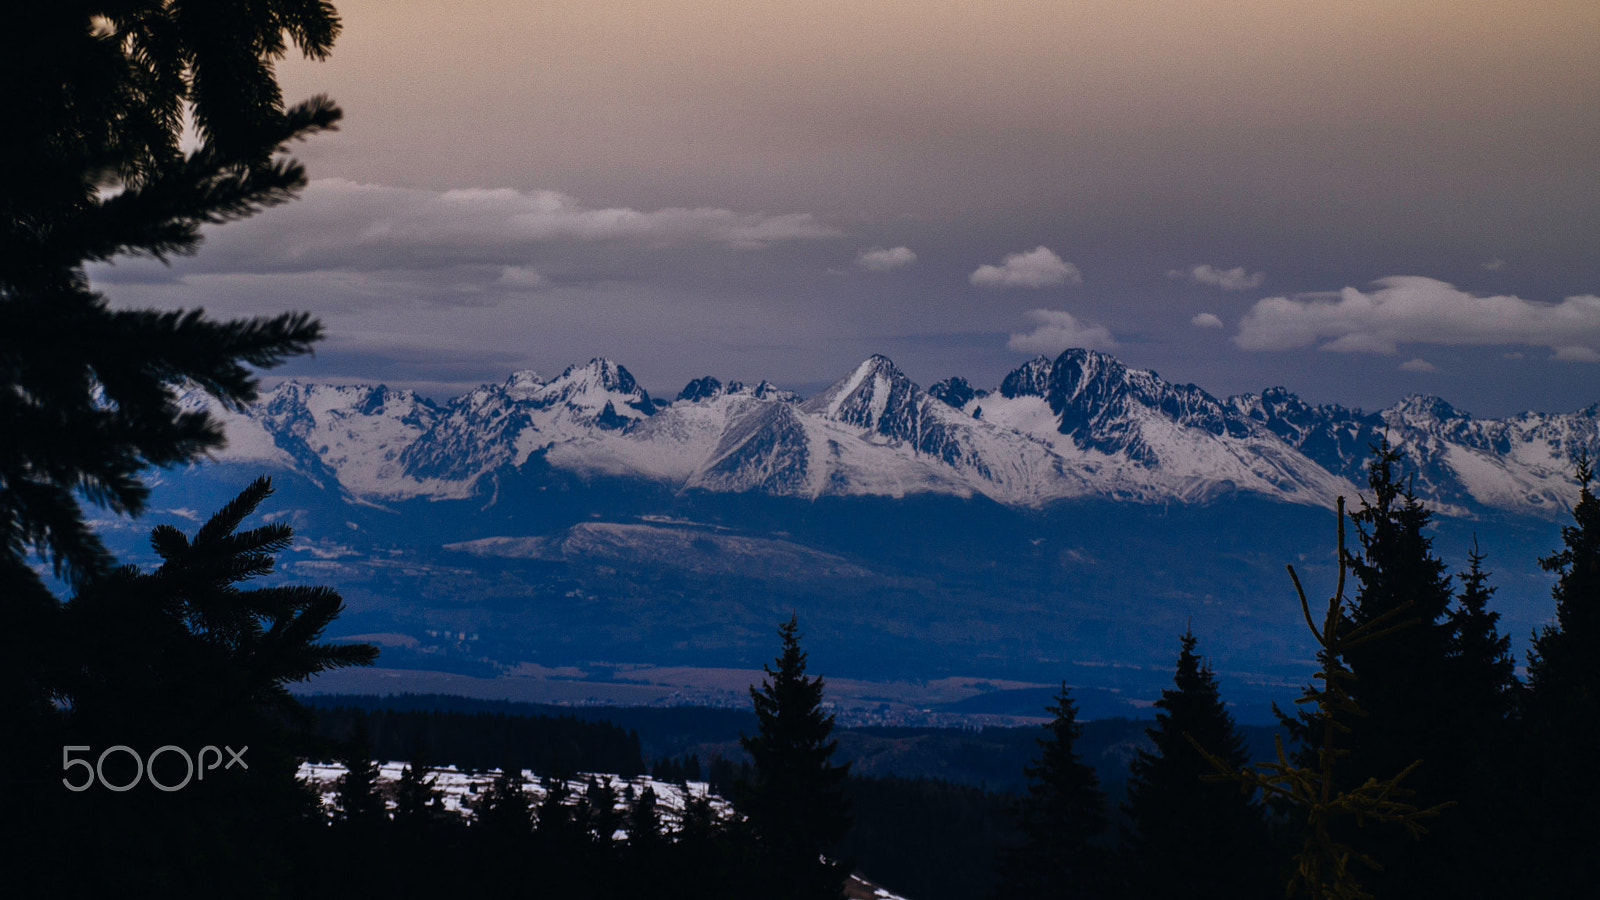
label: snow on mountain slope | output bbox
[185,350,1595,518]
[175,388,294,467]
[1231,387,1600,516]
[957,350,1355,506]
[397,359,659,493]
[795,355,1086,503]
[256,382,441,496]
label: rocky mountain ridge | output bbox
[185,349,1598,519]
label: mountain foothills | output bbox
[118,349,1595,710]
[185,349,1595,517]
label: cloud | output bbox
[1191,312,1224,329]
[134,178,844,278]
[971,246,1081,289]
[1399,358,1437,372]
[1006,309,1115,354]
[1553,346,1600,363]
[1170,264,1266,291]
[498,265,548,288]
[1234,276,1600,360]
[1482,257,1506,271]
[856,246,916,271]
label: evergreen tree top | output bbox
[3,3,341,593]
[1143,628,1249,772]
[739,615,852,899]
[744,615,843,773]
[1021,683,1106,830]
[1529,451,1600,693]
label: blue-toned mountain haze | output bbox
[93,349,1594,722]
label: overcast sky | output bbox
[92,0,1600,416]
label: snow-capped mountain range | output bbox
[189,349,1599,519]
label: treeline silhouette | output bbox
[311,705,646,777]
[979,445,1600,900]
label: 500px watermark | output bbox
[62,745,248,792]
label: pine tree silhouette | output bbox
[1522,452,1600,894]
[992,683,1109,900]
[60,477,377,740]
[1449,542,1517,723]
[334,718,384,826]
[17,478,375,895]
[2,4,339,596]
[628,784,664,848]
[480,766,532,832]
[1335,441,1480,896]
[3,11,345,884]
[1198,497,1451,900]
[584,775,625,846]
[741,615,852,900]
[394,741,447,831]
[1121,629,1277,900]
[1426,539,1522,899]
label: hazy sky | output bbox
[92,0,1600,415]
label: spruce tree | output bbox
[59,477,378,736]
[1121,630,1276,900]
[1424,540,1521,899]
[628,784,664,848]
[478,765,532,839]
[1,5,340,790]
[2,7,343,881]
[740,615,853,900]
[21,479,375,896]
[1199,498,1450,900]
[394,754,446,831]
[2,3,338,596]
[1329,441,1465,896]
[1522,453,1600,893]
[993,683,1109,900]
[1449,542,1517,722]
[334,718,384,826]
[535,775,588,848]
[1341,442,1459,779]
[584,775,624,846]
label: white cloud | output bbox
[1170,264,1266,291]
[1399,358,1437,372]
[971,246,1081,289]
[1553,346,1600,363]
[856,246,916,271]
[1482,257,1506,271]
[498,265,548,288]
[181,178,843,271]
[1006,309,1115,354]
[1234,276,1600,360]
[1191,312,1224,329]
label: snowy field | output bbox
[297,761,908,898]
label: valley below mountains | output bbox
[103,349,1596,721]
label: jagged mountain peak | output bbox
[503,369,547,399]
[1047,347,1139,399]
[999,356,1054,398]
[539,358,656,421]
[677,376,723,402]
[1388,393,1464,424]
[929,376,986,409]
[800,354,920,430]
[195,352,1597,518]
[676,377,801,405]
[259,380,437,421]
[555,358,640,395]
